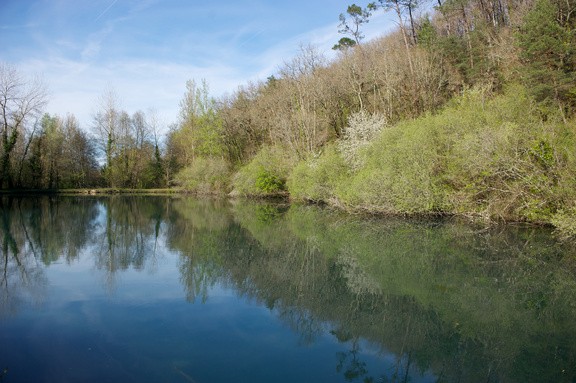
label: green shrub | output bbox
[232,145,295,196]
[551,208,576,239]
[337,120,448,213]
[235,84,576,234]
[174,156,231,194]
[287,143,349,203]
[331,85,576,223]
[255,169,285,193]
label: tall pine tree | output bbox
[517,0,576,115]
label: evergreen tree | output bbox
[517,0,576,114]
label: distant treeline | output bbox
[1,0,575,234]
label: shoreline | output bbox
[0,188,559,234]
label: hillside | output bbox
[2,0,575,236]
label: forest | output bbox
[1,0,575,235]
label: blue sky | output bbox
[1,0,394,130]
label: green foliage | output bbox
[290,85,576,233]
[517,0,576,111]
[255,169,285,193]
[146,144,165,188]
[337,116,448,213]
[429,27,502,89]
[416,16,436,49]
[551,208,576,239]
[288,85,576,233]
[332,37,357,51]
[232,146,296,196]
[174,156,231,194]
[530,140,555,169]
[167,79,224,177]
[336,3,372,45]
[287,144,349,202]
[21,113,100,189]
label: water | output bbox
[1,195,575,383]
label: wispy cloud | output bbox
[0,22,38,30]
[238,28,267,48]
[81,24,114,61]
[95,0,119,22]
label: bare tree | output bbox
[61,114,99,188]
[146,108,165,187]
[93,87,121,186]
[0,63,47,189]
[370,0,419,76]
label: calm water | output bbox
[1,196,575,383]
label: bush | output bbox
[255,169,285,193]
[337,118,447,213]
[174,156,231,194]
[338,110,387,171]
[333,85,576,222]
[551,208,576,239]
[232,145,296,196]
[287,143,349,203]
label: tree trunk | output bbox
[393,1,415,77]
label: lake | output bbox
[1,195,575,382]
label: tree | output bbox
[93,88,121,187]
[168,79,223,173]
[333,37,358,51]
[0,63,47,189]
[275,45,329,157]
[145,109,165,188]
[372,0,420,45]
[333,4,373,50]
[517,0,576,117]
[92,89,163,188]
[124,110,157,188]
[23,113,99,189]
[60,114,99,188]
[39,114,64,189]
[219,83,265,165]
[368,0,417,76]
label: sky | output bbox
[1,0,395,131]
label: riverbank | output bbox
[231,86,575,240]
[3,88,576,244]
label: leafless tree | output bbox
[0,63,47,189]
[92,87,121,186]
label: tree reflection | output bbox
[165,199,576,383]
[92,196,169,291]
[163,198,232,302]
[336,339,370,382]
[0,195,167,311]
[2,195,576,382]
[1,197,47,317]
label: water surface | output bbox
[1,196,575,382]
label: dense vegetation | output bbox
[1,0,575,234]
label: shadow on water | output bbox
[1,195,576,382]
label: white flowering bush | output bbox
[338,110,387,170]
